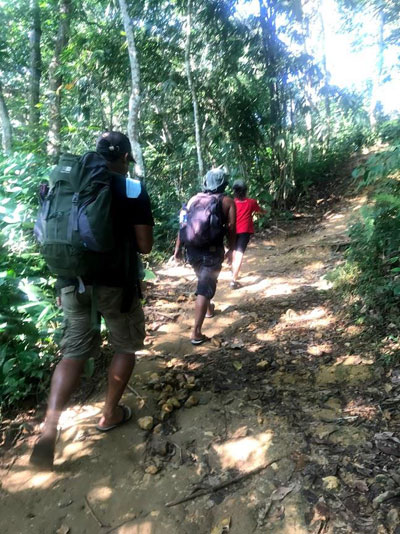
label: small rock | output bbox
[57,498,73,508]
[145,464,160,475]
[56,525,70,534]
[373,490,400,509]
[137,416,154,431]
[322,476,340,491]
[185,395,199,408]
[149,435,169,457]
[161,403,174,414]
[153,424,163,434]
[147,373,160,386]
[205,499,215,510]
[168,397,181,408]
[211,337,222,348]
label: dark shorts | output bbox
[60,285,145,360]
[235,233,252,253]
[186,245,224,300]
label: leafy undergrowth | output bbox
[328,145,400,365]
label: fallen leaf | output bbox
[232,361,243,371]
[211,517,230,534]
[310,499,330,524]
[353,479,369,493]
[212,337,222,348]
[271,482,297,501]
[230,339,244,349]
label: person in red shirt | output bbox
[230,179,265,289]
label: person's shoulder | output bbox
[221,195,235,212]
[222,194,235,205]
[112,174,148,201]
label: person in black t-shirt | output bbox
[30,132,154,470]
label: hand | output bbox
[168,254,180,265]
[174,248,184,262]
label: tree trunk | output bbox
[300,0,314,163]
[258,0,289,204]
[185,0,204,179]
[0,81,12,155]
[118,0,145,179]
[369,10,385,130]
[47,0,71,161]
[319,7,331,151]
[29,0,42,142]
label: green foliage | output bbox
[379,118,400,143]
[0,153,61,409]
[352,145,400,187]
[331,146,400,322]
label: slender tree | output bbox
[369,9,385,129]
[258,0,293,204]
[47,0,71,160]
[318,6,331,151]
[29,0,41,143]
[0,81,12,154]
[118,0,145,179]
[185,0,204,179]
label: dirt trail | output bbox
[1,190,399,534]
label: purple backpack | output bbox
[180,193,225,248]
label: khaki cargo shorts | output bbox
[60,285,145,360]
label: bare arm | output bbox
[174,232,183,260]
[134,224,153,254]
[222,196,236,261]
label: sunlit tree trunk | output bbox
[185,0,204,179]
[319,6,331,151]
[259,0,290,205]
[300,0,314,163]
[118,0,145,179]
[369,10,384,130]
[0,82,12,154]
[29,0,41,143]
[47,0,71,161]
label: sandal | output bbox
[96,404,132,432]
[191,336,210,346]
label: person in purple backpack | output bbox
[174,168,236,345]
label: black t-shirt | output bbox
[56,173,154,290]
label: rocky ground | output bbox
[1,178,400,534]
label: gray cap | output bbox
[233,179,246,190]
[203,168,229,192]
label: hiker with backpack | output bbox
[30,132,154,469]
[174,168,236,345]
[230,179,265,289]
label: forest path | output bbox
[1,188,396,534]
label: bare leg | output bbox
[231,250,244,282]
[97,353,136,429]
[191,294,209,340]
[205,300,215,318]
[30,358,85,469]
